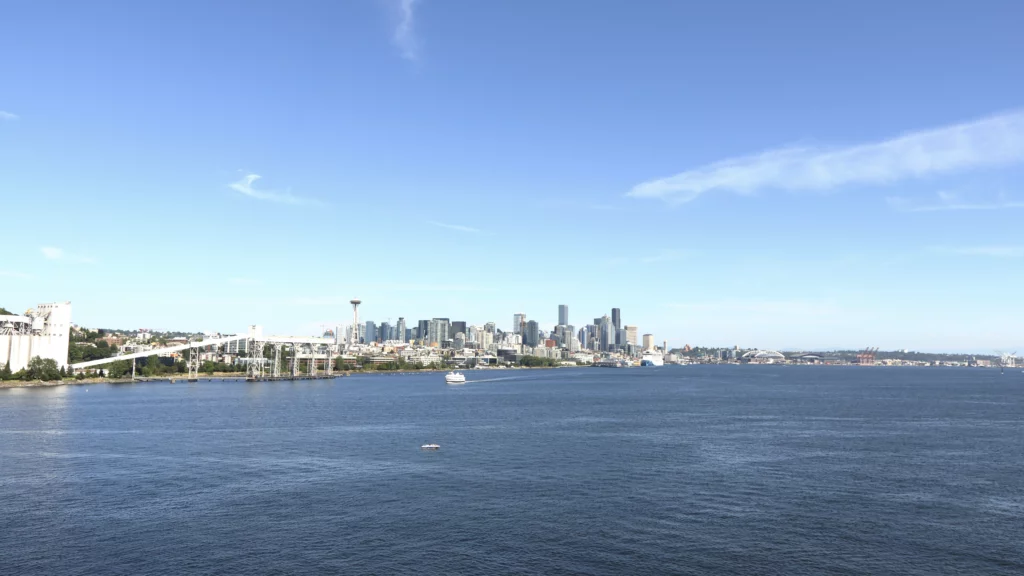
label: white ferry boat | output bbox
[420,444,440,450]
[640,351,665,367]
[444,371,466,384]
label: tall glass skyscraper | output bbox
[558,304,569,327]
[451,321,467,338]
[600,315,614,351]
[524,320,541,348]
[428,318,450,346]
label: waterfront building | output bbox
[226,338,249,354]
[558,304,569,327]
[643,334,654,351]
[0,302,72,372]
[396,318,407,343]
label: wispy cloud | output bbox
[0,111,18,121]
[640,249,687,264]
[630,110,1024,204]
[936,246,1024,258]
[393,0,420,61]
[667,299,841,317]
[229,174,322,205]
[0,270,32,279]
[887,191,1024,212]
[41,247,63,260]
[292,285,490,306]
[40,246,95,263]
[604,249,687,266]
[429,221,480,233]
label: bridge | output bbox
[70,325,342,381]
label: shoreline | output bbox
[0,365,572,389]
[1,363,1006,390]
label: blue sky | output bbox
[2,0,1023,352]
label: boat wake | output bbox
[458,375,534,384]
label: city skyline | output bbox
[1,1,1022,353]
[340,303,637,353]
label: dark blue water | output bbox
[2,366,1022,575]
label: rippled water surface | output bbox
[2,366,1023,574]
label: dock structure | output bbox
[245,374,341,382]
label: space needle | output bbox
[349,298,361,350]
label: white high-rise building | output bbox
[513,313,526,334]
[625,326,638,346]
[568,336,581,353]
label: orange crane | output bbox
[856,347,878,365]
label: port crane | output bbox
[856,347,878,365]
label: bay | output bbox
[1,366,1022,575]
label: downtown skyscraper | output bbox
[600,315,614,351]
[513,313,526,334]
[611,308,621,347]
[524,320,541,348]
[558,304,569,327]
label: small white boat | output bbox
[420,444,440,450]
[445,371,466,384]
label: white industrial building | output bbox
[0,302,73,372]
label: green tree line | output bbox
[1,357,65,382]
